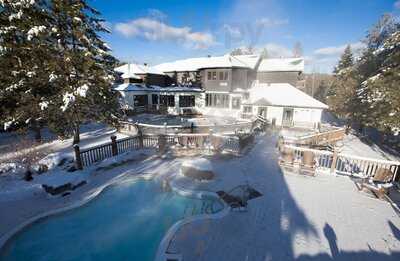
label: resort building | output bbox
[114,54,328,127]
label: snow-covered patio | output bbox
[166,135,400,260]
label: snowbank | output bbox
[182,158,213,172]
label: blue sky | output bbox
[94,0,400,73]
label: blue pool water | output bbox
[0,179,223,261]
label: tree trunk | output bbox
[73,124,80,145]
[32,120,42,143]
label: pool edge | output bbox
[0,172,155,251]
[154,178,230,261]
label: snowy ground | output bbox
[0,123,128,163]
[0,134,399,260]
[167,135,400,261]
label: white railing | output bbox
[281,145,400,180]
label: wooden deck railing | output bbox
[282,127,346,146]
[74,132,255,169]
[280,144,400,181]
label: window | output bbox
[243,106,252,113]
[231,97,241,109]
[207,71,212,80]
[160,95,175,107]
[152,94,158,105]
[212,71,217,80]
[179,95,195,107]
[205,93,229,108]
[219,71,224,80]
[133,95,148,107]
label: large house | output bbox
[114,54,327,128]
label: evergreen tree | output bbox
[333,45,354,74]
[327,45,359,126]
[358,31,400,135]
[49,0,119,144]
[0,0,57,141]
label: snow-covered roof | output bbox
[115,63,165,78]
[153,54,261,72]
[114,83,203,93]
[245,83,328,109]
[257,58,304,72]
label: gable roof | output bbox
[246,83,328,109]
[153,54,261,73]
[257,58,304,72]
[115,63,165,78]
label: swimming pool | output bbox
[0,178,224,261]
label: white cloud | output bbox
[115,18,216,49]
[256,18,289,28]
[395,0,400,9]
[314,42,365,56]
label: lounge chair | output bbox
[216,191,248,211]
[360,168,394,199]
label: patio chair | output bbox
[360,168,394,199]
[279,147,295,166]
[300,151,316,176]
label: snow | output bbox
[246,83,329,109]
[181,158,212,172]
[114,83,203,93]
[27,25,46,41]
[3,120,14,131]
[153,54,260,73]
[8,10,23,22]
[61,92,75,111]
[75,84,89,97]
[48,73,57,82]
[166,136,400,260]
[115,63,165,76]
[39,101,49,110]
[257,57,304,72]
[0,131,400,259]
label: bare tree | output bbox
[293,42,303,57]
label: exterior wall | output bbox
[231,68,249,91]
[165,71,201,88]
[246,104,322,128]
[202,68,232,92]
[256,71,301,87]
[293,108,322,127]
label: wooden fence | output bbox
[280,144,400,181]
[74,132,255,169]
[118,119,255,136]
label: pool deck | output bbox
[1,135,400,260]
[166,135,400,261]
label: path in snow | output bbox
[167,135,400,261]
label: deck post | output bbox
[74,144,83,170]
[111,135,118,156]
[158,135,166,155]
[138,127,144,148]
[330,149,338,174]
